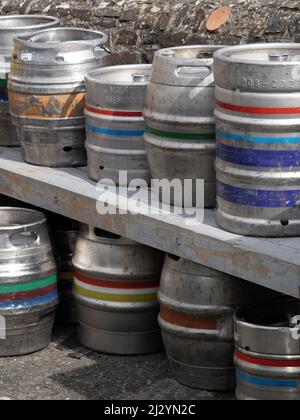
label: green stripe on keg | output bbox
[0,274,57,294]
[146,127,215,141]
[0,79,7,88]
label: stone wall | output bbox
[1,0,300,62]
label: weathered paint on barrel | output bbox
[9,28,109,167]
[159,255,281,391]
[214,44,300,237]
[0,207,58,356]
[144,45,224,208]
[73,226,164,355]
[85,65,151,185]
[235,300,300,400]
[0,15,59,147]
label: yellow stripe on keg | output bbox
[74,284,157,303]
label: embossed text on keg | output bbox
[291,316,300,340]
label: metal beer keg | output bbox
[9,28,109,167]
[144,46,224,208]
[235,299,300,400]
[85,65,151,185]
[215,44,300,237]
[0,207,58,356]
[159,255,281,391]
[73,226,164,355]
[0,15,59,147]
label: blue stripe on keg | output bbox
[237,370,300,389]
[86,124,145,137]
[217,143,300,168]
[217,181,300,208]
[0,291,58,309]
[216,129,300,145]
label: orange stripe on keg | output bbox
[85,105,143,118]
[160,306,218,330]
[9,91,86,118]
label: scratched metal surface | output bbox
[0,147,300,298]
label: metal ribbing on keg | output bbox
[143,45,225,208]
[85,65,151,185]
[214,43,300,237]
[8,28,109,167]
[0,207,58,357]
[72,226,164,355]
[0,15,60,147]
[235,300,300,400]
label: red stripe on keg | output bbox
[216,100,300,115]
[74,272,160,289]
[160,306,218,330]
[0,284,57,302]
[236,350,300,368]
[85,105,143,118]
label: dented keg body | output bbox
[144,46,224,208]
[215,44,300,237]
[9,28,109,167]
[159,255,280,391]
[73,226,164,355]
[0,15,60,147]
[0,208,58,357]
[85,65,152,186]
[235,300,300,400]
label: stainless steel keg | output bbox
[0,15,60,147]
[85,65,152,186]
[50,220,78,325]
[235,300,300,400]
[9,28,109,167]
[73,226,164,355]
[215,44,300,237]
[159,255,280,391]
[144,46,224,208]
[0,207,58,356]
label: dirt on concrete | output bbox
[0,326,235,401]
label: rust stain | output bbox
[9,91,86,118]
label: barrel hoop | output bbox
[9,91,85,118]
[146,127,215,141]
[216,100,300,115]
[0,291,58,309]
[236,351,300,368]
[216,129,300,145]
[74,272,159,290]
[86,123,144,137]
[74,273,158,302]
[236,370,300,389]
[0,274,57,294]
[86,105,143,118]
[217,142,300,168]
[217,181,300,208]
[160,306,218,330]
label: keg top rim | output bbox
[214,43,300,65]
[156,44,226,59]
[234,298,300,331]
[0,15,60,31]
[86,64,152,86]
[16,27,108,48]
[0,207,46,231]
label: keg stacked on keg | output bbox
[73,226,164,355]
[0,208,58,356]
[0,15,59,147]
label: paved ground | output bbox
[0,326,234,401]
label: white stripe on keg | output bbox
[73,277,158,296]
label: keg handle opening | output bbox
[131,73,150,83]
[269,52,289,62]
[177,62,213,79]
[9,231,39,248]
